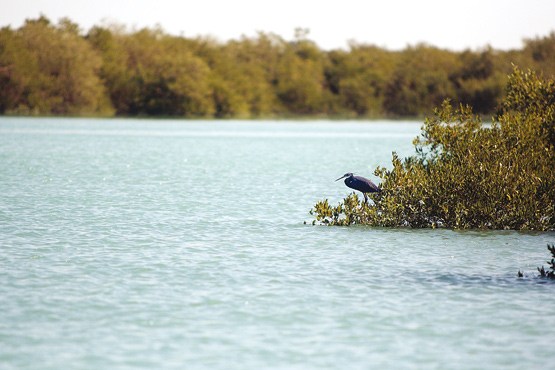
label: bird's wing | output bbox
[354,176,380,192]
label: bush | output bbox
[312,67,555,230]
[518,244,555,279]
[537,244,555,278]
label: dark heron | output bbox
[335,172,380,203]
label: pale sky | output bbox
[2,0,554,50]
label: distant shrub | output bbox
[537,244,555,279]
[312,67,555,230]
[518,244,555,279]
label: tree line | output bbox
[1,16,554,118]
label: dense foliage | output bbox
[1,16,555,117]
[312,67,555,230]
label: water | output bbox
[1,117,554,370]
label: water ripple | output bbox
[1,118,554,370]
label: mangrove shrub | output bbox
[518,244,555,279]
[312,67,555,230]
[537,244,555,279]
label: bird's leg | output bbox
[363,193,368,205]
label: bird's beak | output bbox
[335,175,346,182]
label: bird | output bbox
[335,172,381,203]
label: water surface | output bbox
[1,117,553,369]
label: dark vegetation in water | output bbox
[312,67,555,231]
[1,16,555,118]
[518,244,555,279]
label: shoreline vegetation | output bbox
[311,67,555,231]
[519,244,555,279]
[1,16,555,119]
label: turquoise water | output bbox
[1,117,554,369]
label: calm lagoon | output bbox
[1,117,554,369]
